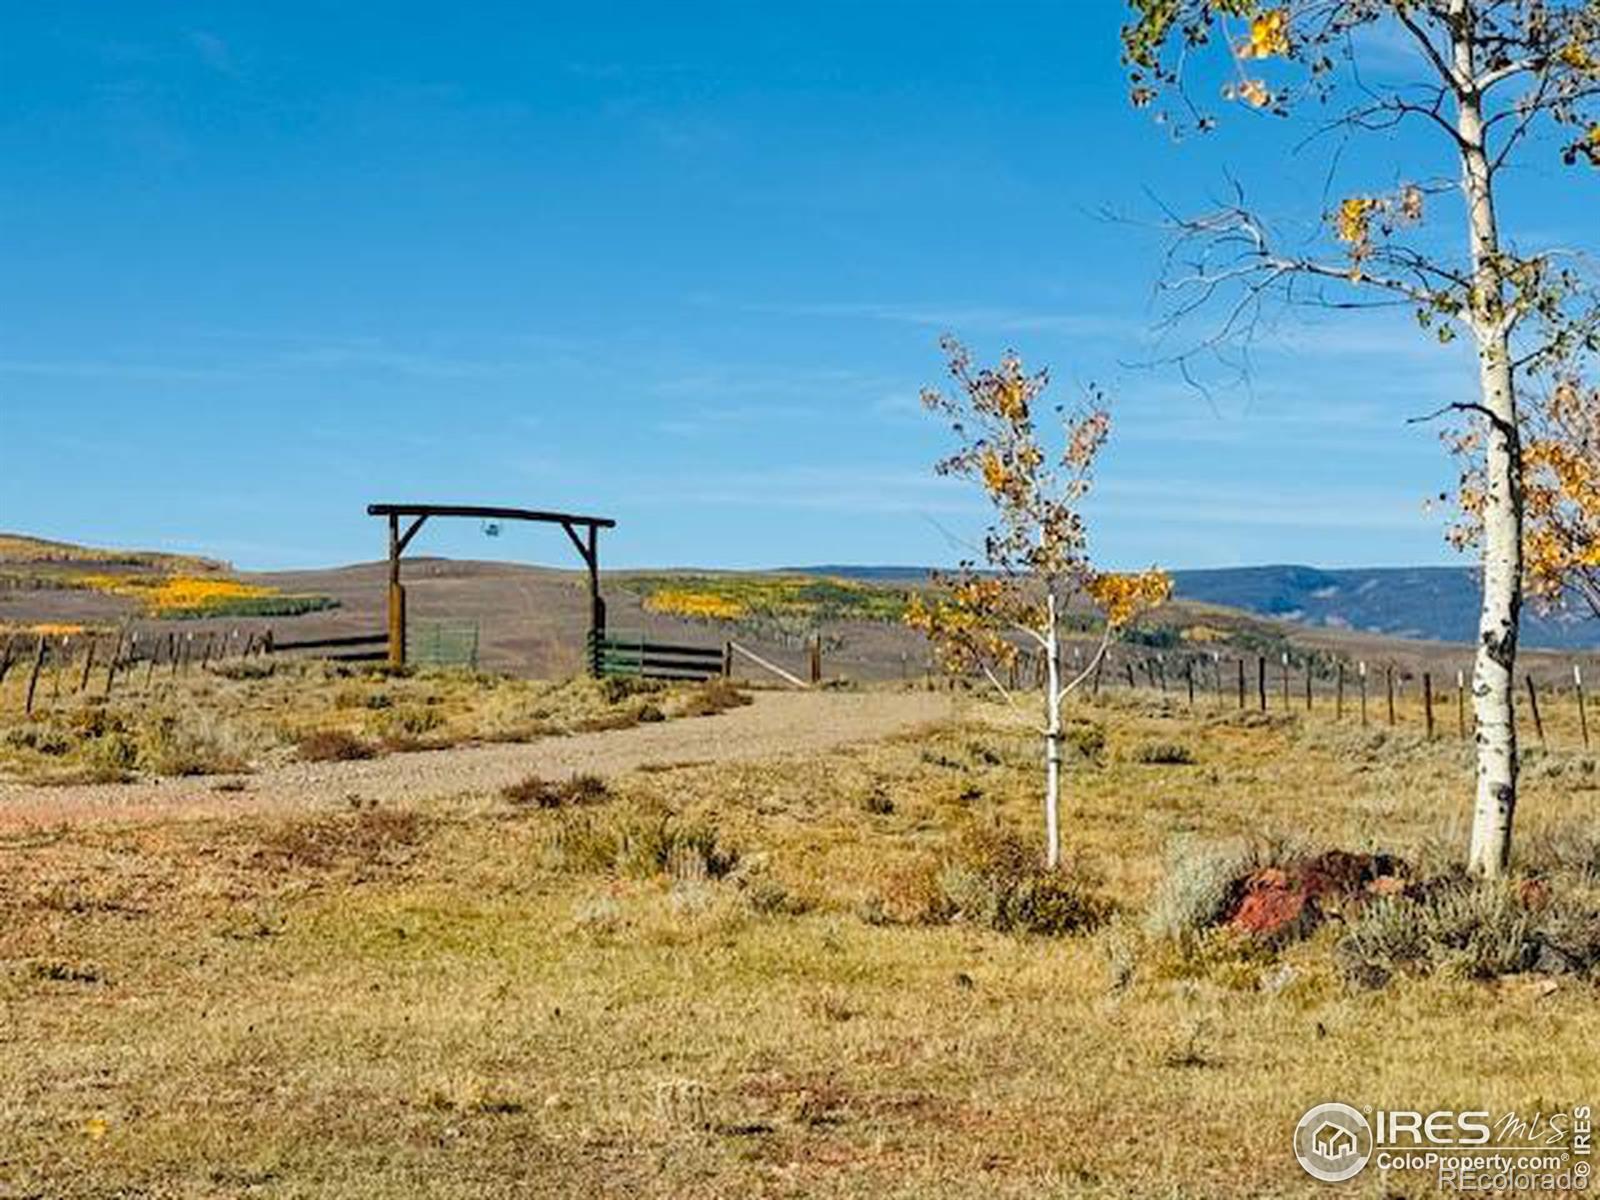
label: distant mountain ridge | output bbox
[791,563,1599,650]
[1170,564,1600,649]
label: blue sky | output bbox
[2,2,1593,572]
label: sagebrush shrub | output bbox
[1064,721,1107,761]
[375,705,444,740]
[1527,825,1600,883]
[675,678,751,718]
[83,732,137,782]
[542,808,737,880]
[1338,876,1600,985]
[596,676,663,705]
[295,728,377,762]
[501,773,610,809]
[1132,740,1196,766]
[868,824,1108,936]
[138,711,252,776]
[1144,838,1261,942]
[209,659,275,681]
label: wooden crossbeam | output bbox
[367,503,615,529]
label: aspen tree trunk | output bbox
[1454,10,1522,877]
[1043,591,1062,870]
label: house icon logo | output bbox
[1313,1122,1357,1160]
[1294,1102,1373,1183]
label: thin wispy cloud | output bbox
[644,361,920,432]
[631,465,981,517]
[738,299,1135,339]
[655,405,821,437]
[1093,478,1444,533]
[272,342,542,381]
[0,358,240,383]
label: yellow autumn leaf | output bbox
[1237,78,1273,108]
[1336,196,1374,245]
[1558,43,1597,71]
[1243,9,1289,59]
[980,449,1010,496]
[1086,569,1173,629]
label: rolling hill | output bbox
[797,564,1600,650]
[1168,565,1596,650]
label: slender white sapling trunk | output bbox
[1043,591,1062,870]
[1452,10,1522,877]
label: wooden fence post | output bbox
[1304,661,1313,712]
[722,641,734,679]
[24,635,47,716]
[1185,659,1195,707]
[1257,656,1267,712]
[0,634,13,685]
[1359,661,1369,727]
[1576,664,1589,750]
[1280,652,1290,710]
[51,637,66,701]
[1237,658,1246,710]
[1336,662,1345,720]
[78,637,97,692]
[1212,653,1223,706]
[105,633,124,698]
[1386,666,1396,727]
[1526,674,1546,749]
[1423,672,1435,740]
[1125,660,1136,690]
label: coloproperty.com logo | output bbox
[1294,1101,1593,1191]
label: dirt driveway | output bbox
[0,690,955,831]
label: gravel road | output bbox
[0,690,955,831]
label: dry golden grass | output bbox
[0,688,1596,1196]
[0,660,715,783]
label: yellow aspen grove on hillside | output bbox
[1120,0,1600,876]
[907,337,1169,869]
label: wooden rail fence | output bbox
[268,632,388,663]
[590,633,725,682]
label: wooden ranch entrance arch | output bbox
[367,503,616,673]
